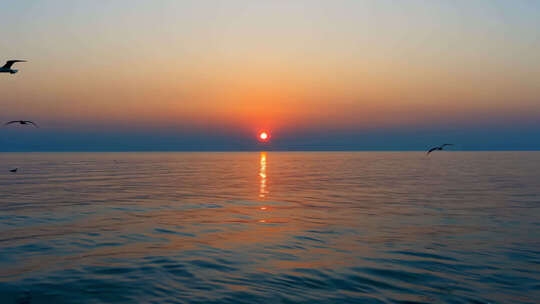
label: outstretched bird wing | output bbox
[426,147,438,154]
[26,121,39,128]
[2,60,26,69]
[4,121,20,126]
[441,144,454,147]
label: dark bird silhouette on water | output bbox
[9,168,18,173]
[0,60,27,74]
[427,144,453,155]
[5,120,39,128]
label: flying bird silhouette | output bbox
[427,144,453,155]
[4,120,39,128]
[9,168,18,173]
[0,60,27,74]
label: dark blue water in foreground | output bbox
[1,152,539,303]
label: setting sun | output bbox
[258,131,269,142]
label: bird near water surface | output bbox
[427,144,454,155]
[0,60,26,74]
[9,168,18,173]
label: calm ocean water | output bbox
[0,152,539,303]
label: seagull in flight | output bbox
[0,60,27,74]
[9,168,18,173]
[427,144,453,155]
[4,120,39,128]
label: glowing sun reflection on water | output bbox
[259,152,268,199]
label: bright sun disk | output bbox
[259,131,269,141]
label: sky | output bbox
[1,0,539,151]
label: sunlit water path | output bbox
[1,152,539,303]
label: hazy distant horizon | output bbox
[2,122,539,152]
[2,149,540,153]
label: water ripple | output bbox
[1,152,539,303]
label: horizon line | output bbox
[2,149,540,153]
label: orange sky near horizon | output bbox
[1,0,539,136]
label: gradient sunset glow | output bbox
[1,1,539,151]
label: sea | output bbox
[0,152,539,303]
